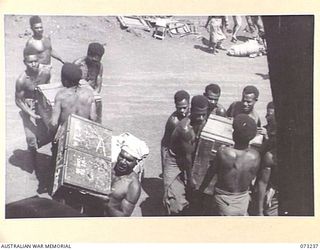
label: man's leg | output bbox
[232,16,242,43]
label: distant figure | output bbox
[163,95,208,215]
[25,15,64,66]
[74,42,105,93]
[161,90,190,173]
[231,16,242,43]
[257,106,278,216]
[205,16,228,54]
[203,83,226,117]
[226,85,262,127]
[15,47,51,188]
[208,114,261,215]
[50,63,97,141]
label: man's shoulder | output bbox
[245,148,261,161]
[16,72,27,84]
[167,111,180,124]
[74,56,87,66]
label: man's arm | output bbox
[50,93,62,130]
[48,37,64,64]
[89,96,98,122]
[257,152,272,216]
[51,49,64,64]
[107,179,141,217]
[96,64,103,93]
[15,78,40,119]
[199,147,220,192]
[180,128,196,190]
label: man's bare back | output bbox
[215,146,260,193]
[52,86,96,126]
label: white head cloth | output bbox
[117,133,149,160]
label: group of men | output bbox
[161,84,278,216]
[15,15,147,217]
[205,15,264,54]
[13,15,275,217]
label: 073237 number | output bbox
[300,244,319,248]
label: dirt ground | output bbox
[5,15,272,216]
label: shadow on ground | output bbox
[140,177,165,216]
[8,149,53,193]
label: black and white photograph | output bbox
[4,14,313,218]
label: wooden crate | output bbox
[192,115,234,195]
[52,114,112,196]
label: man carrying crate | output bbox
[15,47,51,188]
[205,114,261,215]
[163,95,208,215]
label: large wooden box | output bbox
[35,82,102,128]
[51,114,112,196]
[192,114,263,195]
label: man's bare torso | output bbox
[216,146,260,193]
[16,67,50,100]
[108,172,140,210]
[26,36,52,65]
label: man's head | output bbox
[204,83,221,108]
[241,85,259,114]
[265,102,276,138]
[23,47,39,73]
[174,90,190,119]
[61,63,82,88]
[115,134,149,176]
[232,114,257,145]
[114,149,138,176]
[265,101,275,124]
[190,95,208,125]
[29,15,43,38]
[86,42,105,65]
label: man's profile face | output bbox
[175,99,189,118]
[24,55,39,73]
[114,149,137,175]
[241,93,256,113]
[31,22,43,37]
[204,90,220,107]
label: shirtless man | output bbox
[50,63,97,137]
[74,42,105,93]
[15,47,51,182]
[25,15,64,66]
[74,42,105,123]
[208,114,261,215]
[161,90,190,173]
[84,136,149,217]
[227,85,262,127]
[203,83,226,117]
[257,109,278,216]
[163,95,208,215]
